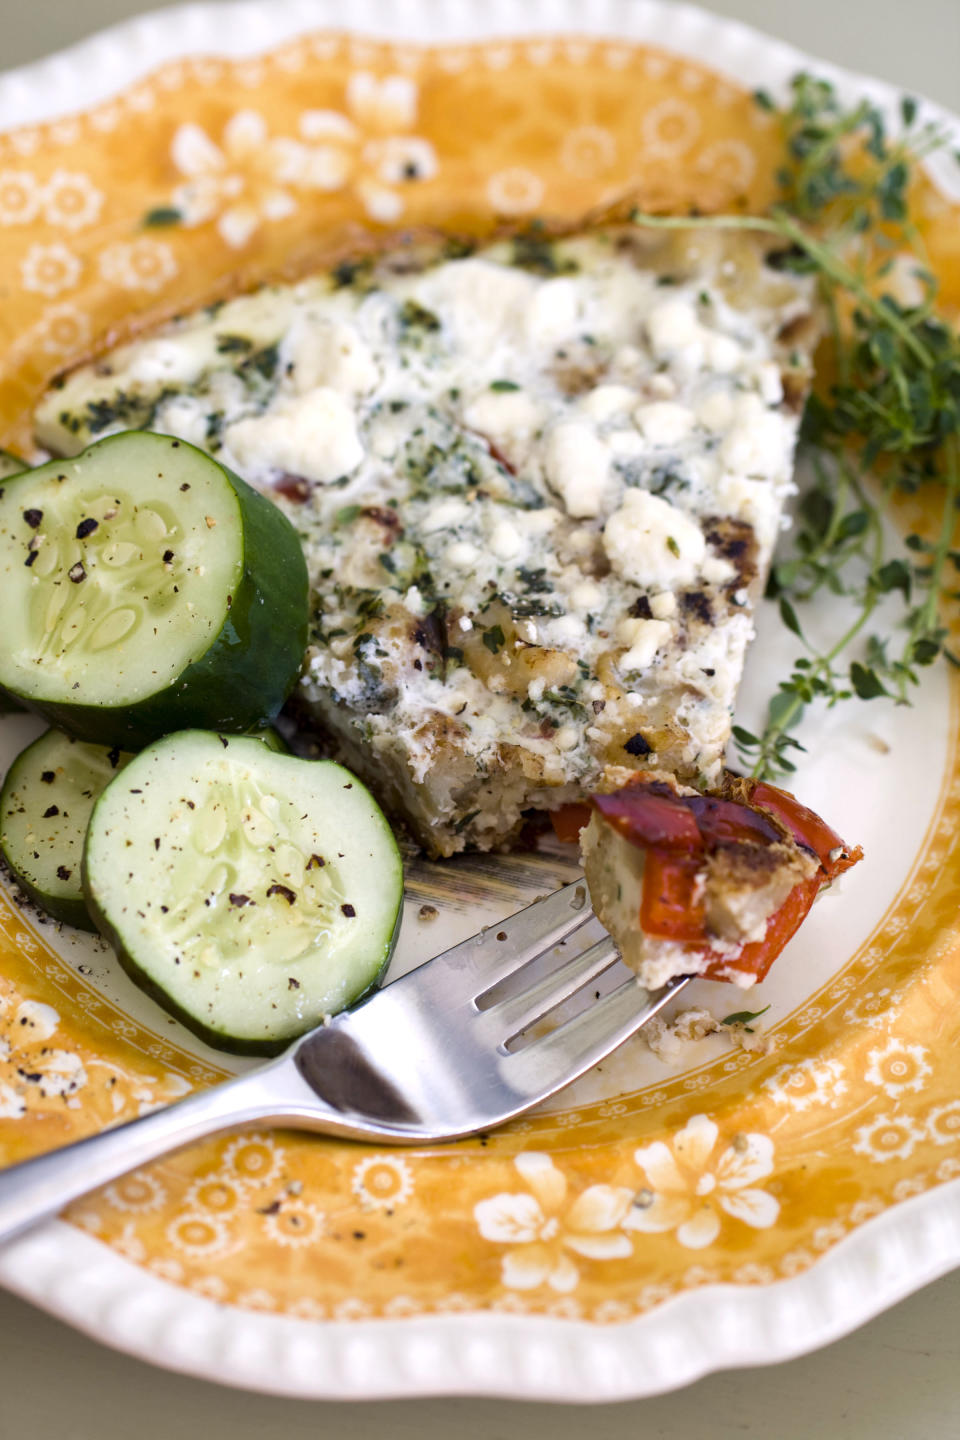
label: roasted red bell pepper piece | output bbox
[744,780,863,879]
[590,785,701,851]
[640,849,708,942]
[688,794,785,848]
[549,803,592,844]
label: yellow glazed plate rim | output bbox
[1,0,960,1401]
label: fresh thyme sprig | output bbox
[634,73,960,779]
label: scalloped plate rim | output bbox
[0,0,958,174]
[0,0,959,1402]
[1,1182,959,1401]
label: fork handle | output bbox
[0,1061,298,1247]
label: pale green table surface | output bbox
[1,2,959,1434]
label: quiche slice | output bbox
[576,771,862,990]
[36,219,819,857]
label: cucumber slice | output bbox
[83,731,403,1054]
[0,449,24,711]
[0,431,308,747]
[250,724,290,754]
[0,449,26,480]
[0,452,26,705]
[1,728,132,929]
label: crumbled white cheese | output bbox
[634,400,695,446]
[702,555,737,585]
[525,277,580,346]
[416,258,536,356]
[284,315,379,396]
[570,580,605,611]
[702,332,743,373]
[721,394,791,478]
[126,335,212,386]
[754,361,785,407]
[617,616,672,673]
[553,724,579,751]
[716,470,767,515]
[462,388,543,443]
[368,410,409,459]
[152,394,215,450]
[224,388,363,483]
[548,614,587,644]
[446,540,480,567]
[616,617,644,644]
[488,518,523,559]
[675,619,748,693]
[604,488,706,589]
[403,586,426,617]
[517,505,562,536]
[543,421,613,518]
[419,497,471,534]
[696,388,735,432]
[649,591,678,619]
[648,373,678,399]
[565,527,596,556]
[613,343,643,372]
[607,430,646,458]
[579,384,639,422]
[646,297,698,354]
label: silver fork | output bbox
[0,880,690,1244]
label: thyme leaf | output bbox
[721,1005,771,1031]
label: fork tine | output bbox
[484,935,619,1042]
[396,879,599,1003]
[502,974,692,1097]
[302,889,693,1142]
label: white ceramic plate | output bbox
[1,0,960,1401]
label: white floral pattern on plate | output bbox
[864,1037,932,1098]
[0,169,42,225]
[103,1171,168,1215]
[261,1200,326,1248]
[98,239,178,293]
[219,1134,284,1187]
[626,1114,780,1249]
[763,1057,849,1111]
[926,1101,960,1146]
[165,1211,236,1258]
[486,166,546,215]
[183,1177,248,1216]
[852,1112,928,1164]
[29,302,92,356]
[351,1154,414,1210]
[19,241,82,297]
[41,170,103,231]
[167,73,436,246]
[474,1153,634,1292]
